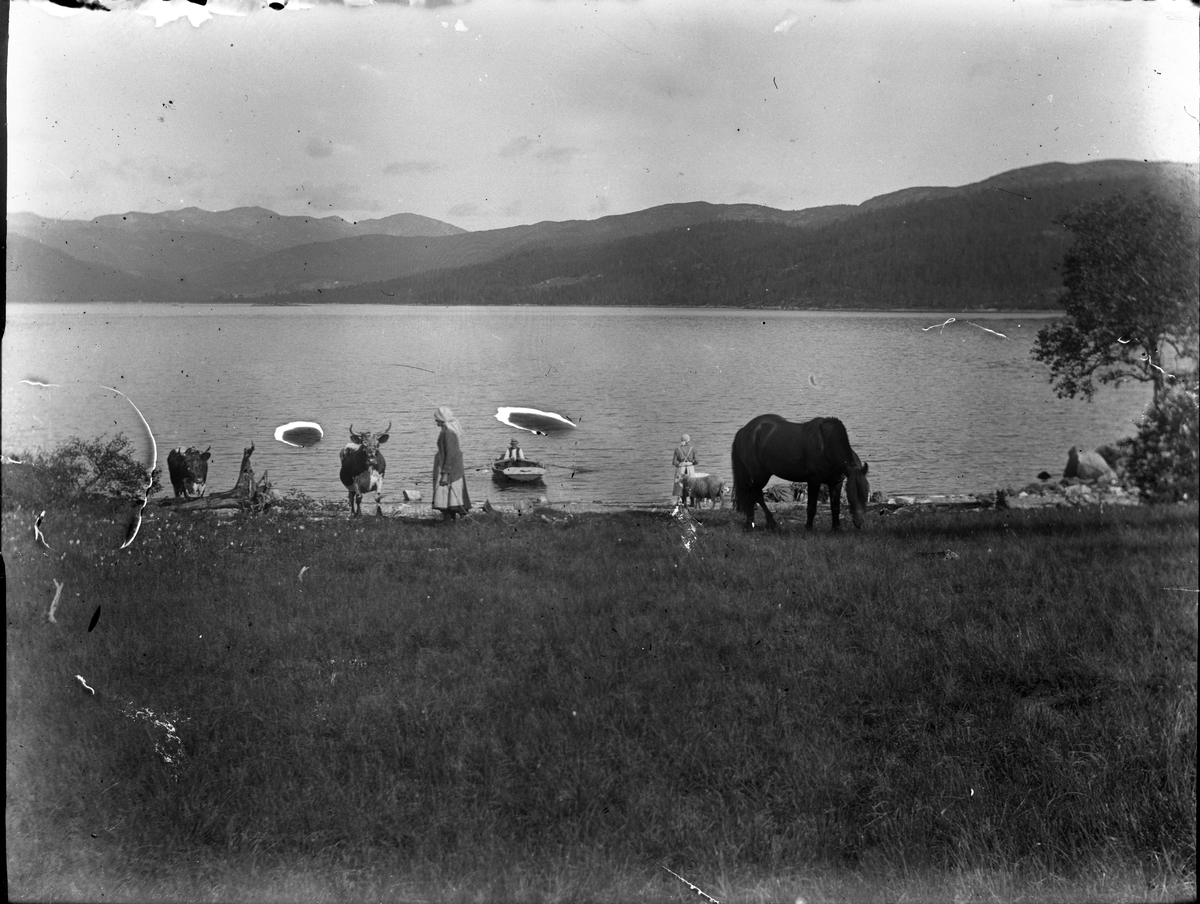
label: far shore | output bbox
[5,299,1067,316]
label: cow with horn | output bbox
[339,421,390,516]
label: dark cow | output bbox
[339,422,390,516]
[167,446,211,498]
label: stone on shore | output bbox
[1064,446,1116,483]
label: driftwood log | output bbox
[158,443,273,512]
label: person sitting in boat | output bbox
[504,437,525,462]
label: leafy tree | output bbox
[1033,192,1199,405]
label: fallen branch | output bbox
[159,443,274,513]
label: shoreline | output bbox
[254,483,1141,521]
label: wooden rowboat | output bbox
[492,457,547,483]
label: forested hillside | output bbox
[278,160,1197,310]
[9,159,1196,309]
[384,192,1065,309]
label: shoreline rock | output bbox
[164,481,1144,522]
[999,479,1140,509]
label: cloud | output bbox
[447,201,480,218]
[535,146,581,165]
[498,136,537,159]
[499,137,579,165]
[734,181,766,200]
[587,195,610,217]
[383,160,443,175]
[305,137,335,159]
[299,181,383,213]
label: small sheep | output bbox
[683,474,728,509]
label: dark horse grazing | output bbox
[732,414,870,531]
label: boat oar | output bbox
[542,463,596,474]
[473,461,596,475]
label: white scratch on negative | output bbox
[34,511,53,551]
[1140,355,1176,381]
[964,321,1009,339]
[659,863,721,904]
[48,579,64,623]
[100,386,158,549]
[921,317,1008,339]
[76,675,95,695]
[672,503,701,552]
[20,379,61,388]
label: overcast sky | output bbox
[7,0,1197,231]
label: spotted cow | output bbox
[339,422,390,516]
[167,446,212,498]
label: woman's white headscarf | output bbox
[435,406,463,436]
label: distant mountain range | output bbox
[7,160,1197,309]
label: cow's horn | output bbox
[384,420,392,434]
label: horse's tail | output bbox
[731,432,755,518]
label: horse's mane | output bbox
[818,418,863,470]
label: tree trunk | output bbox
[1146,339,1167,409]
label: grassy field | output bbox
[5,497,1197,903]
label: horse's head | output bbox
[845,461,870,529]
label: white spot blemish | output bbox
[274,421,324,447]
[773,10,800,33]
[495,407,576,434]
[138,0,216,27]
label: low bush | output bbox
[2,433,160,511]
[1119,376,1200,503]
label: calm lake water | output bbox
[2,304,1150,506]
